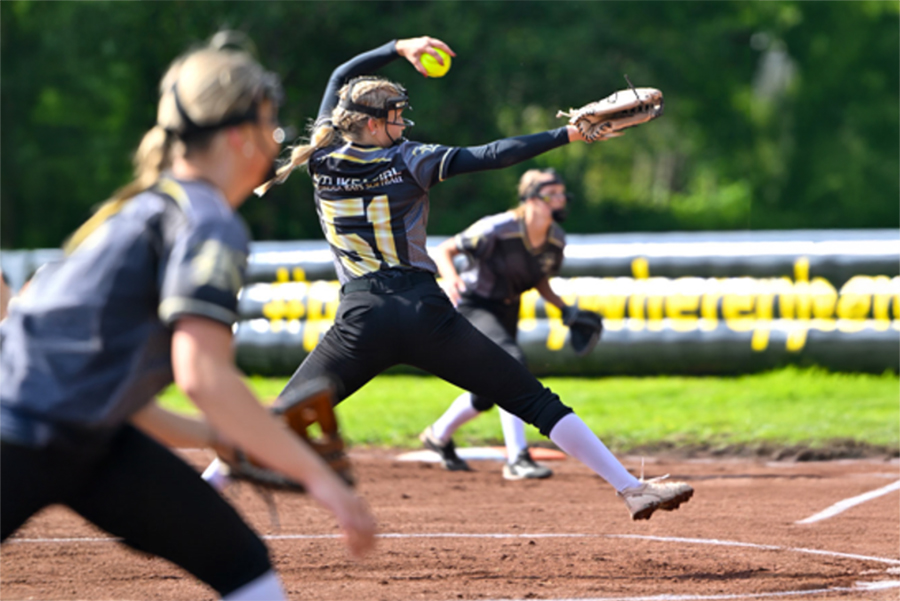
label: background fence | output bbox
[6,229,897,376]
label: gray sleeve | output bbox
[400,142,459,189]
[158,220,248,327]
[318,40,399,119]
[455,217,499,260]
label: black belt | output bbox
[341,271,436,295]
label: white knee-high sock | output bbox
[432,393,480,444]
[222,570,286,601]
[498,408,528,462]
[549,413,640,492]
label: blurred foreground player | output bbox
[260,37,693,520]
[0,270,11,321]
[0,33,375,600]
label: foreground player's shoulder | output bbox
[156,180,249,328]
[163,178,249,248]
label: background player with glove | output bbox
[259,36,692,521]
[557,82,664,142]
[421,168,603,480]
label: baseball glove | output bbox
[203,377,354,492]
[557,81,664,142]
[562,306,604,357]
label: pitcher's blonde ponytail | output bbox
[254,118,337,196]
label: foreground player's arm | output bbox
[536,277,568,312]
[132,402,215,449]
[318,36,455,119]
[433,238,466,305]
[172,315,376,558]
[131,402,237,462]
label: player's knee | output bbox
[509,347,526,365]
[471,395,495,412]
[507,389,573,437]
[535,401,574,437]
[495,341,525,364]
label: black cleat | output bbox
[420,426,471,471]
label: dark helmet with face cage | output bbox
[337,76,414,128]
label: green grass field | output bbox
[158,367,899,453]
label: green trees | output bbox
[2,1,897,248]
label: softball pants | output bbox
[276,270,572,436]
[456,296,525,412]
[0,424,271,597]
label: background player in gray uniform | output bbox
[263,36,693,521]
[0,35,375,600]
[422,168,575,480]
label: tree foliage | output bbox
[1,1,897,248]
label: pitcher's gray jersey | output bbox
[310,140,458,284]
[456,211,565,302]
[0,177,249,446]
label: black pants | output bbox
[0,425,271,596]
[277,271,572,436]
[457,296,525,412]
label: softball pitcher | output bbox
[265,36,693,521]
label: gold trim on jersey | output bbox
[346,144,385,153]
[366,195,400,266]
[64,177,192,255]
[437,148,454,182]
[156,178,192,212]
[319,195,400,277]
[328,153,392,164]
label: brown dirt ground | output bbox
[2,449,898,601]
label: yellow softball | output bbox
[421,49,451,78]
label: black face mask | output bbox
[551,208,568,223]
[385,115,414,146]
[387,132,407,147]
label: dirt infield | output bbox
[2,450,899,601]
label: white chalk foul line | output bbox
[8,534,900,600]
[608,534,900,565]
[796,479,900,524]
[479,580,900,601]
[7,532,900,567]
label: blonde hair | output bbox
[65,33,278,253]
[517,169,560,200]
[256,77,405,195]
[512,169,563,218]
